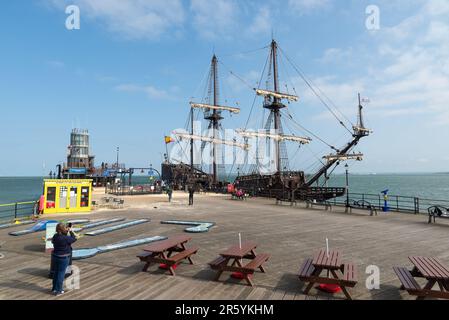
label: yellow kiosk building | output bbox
[43,179,92,214]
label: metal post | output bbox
[14,203,18,220]
[414,197,419,214]
[345,164,349,208]
[116,147,120,168]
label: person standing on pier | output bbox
[167,186,173,203]
[188,185,195,206]
[51,223,77,296]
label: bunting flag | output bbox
[165,136,175,144]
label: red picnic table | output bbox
[208,241,270,287]
[137,235,198,276]
[299,249,358,300]
[394,256,449,299]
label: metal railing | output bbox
[106,184,163,196]
[270,189,449,215]
[0,201,37,222]
[330,193,449,215]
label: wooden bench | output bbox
[341,263,358,286]
[242,253,270,274]
[348,200,378,216]
[393,267,423,296]
[167,247,198,265]
[209,256,227,270]
[137,251,153,261]
[298,258,315,281]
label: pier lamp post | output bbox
[345,164,349,208]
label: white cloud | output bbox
[246,6,272,37]
[307,0,449,126]
[190,0,238,40]
[47,0,185,40]
[46,60,65,68]
[318,47,353,64]
[288,0,331,14]
[115,83,172,100]
[425,0,449,16]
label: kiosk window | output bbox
[46,187,56,208]
[80,187,90,207]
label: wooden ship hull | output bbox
[161,162,216,190]
[235,172,346,201]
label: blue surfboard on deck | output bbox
[72,236,167,260]
[8,219,90,236]
[161,220,215,233]
[84,219,150,236]
[72,217,126,232]
[0,220,35,230]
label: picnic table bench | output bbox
[394,256,449,299]
[137,235,198,276]
[298,249,358,300]
[209,241,270,287]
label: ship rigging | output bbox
[164,39,371,200]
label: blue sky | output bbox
[0,0,448,176]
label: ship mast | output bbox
[190,107,194,174]
[237,39,310,174]
[177,54,246,185]
[270,40,283,173]
[264,39,285,173]
[204,55,223,184]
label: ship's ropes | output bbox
[277,119,290,172]
[221,45,270,58]
[218,54,270,131]
[278,46,355,135]
[221,53,270,180]
[280,109,338,152]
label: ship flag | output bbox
[165,136,175,144]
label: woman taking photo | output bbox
[51,222,77,296]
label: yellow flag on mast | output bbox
[164,136,175,144]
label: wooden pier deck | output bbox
[1,193,449,300]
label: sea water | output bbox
[0,174,448,205]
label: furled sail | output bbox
[173,132,250,151]
[236,129,311,144]
[323,153,364,163]
[255,89,299,102]
[189,102,240,114]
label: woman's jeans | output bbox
[51,255,70,293]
